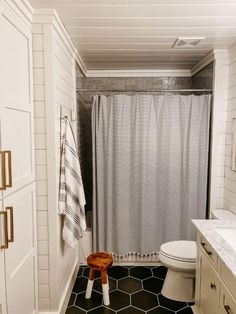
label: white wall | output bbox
[209,50,229,214]
[223,43,236,214]
[191,50,228,216]
[32,10,78,313]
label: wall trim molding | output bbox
[4,0,33,27]
[2,0,33,31]
[33,9,75,57]
[85,69,192,77]
[191,50,215,76]
[38,260,79,314]
[58,259,79,314]
[32,8,87,76]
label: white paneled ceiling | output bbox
[31,0,236,71]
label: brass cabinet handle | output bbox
[0,211,8,249]
[201,242,213,256]
[0,151,6,190]
[6,207,14,243]
[4,151,12,188]
[224,305,233,314]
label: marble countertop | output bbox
[192,219,236,277]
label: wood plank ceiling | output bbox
[31,0,236,71]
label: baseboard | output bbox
[59,258,79,314]
[38,312,58,314]
[191,305,201,314]
[39,259,79,314]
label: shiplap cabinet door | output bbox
[3,184,36,314]
[0,2,37,314]
[0,1,35,197]
[198,249,220,314]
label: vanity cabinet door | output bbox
[220,285,236,314]
[199,249,220,314]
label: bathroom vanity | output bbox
[192,219,236,314]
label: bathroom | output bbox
[0,1,236,314]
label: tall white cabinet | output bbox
[0,1,37,313]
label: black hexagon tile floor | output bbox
[66,266,194,314]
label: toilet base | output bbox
[161,268,195,302]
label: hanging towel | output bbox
[59,116,86,247]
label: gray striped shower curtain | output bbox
[92,94,211,257]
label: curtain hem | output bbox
[111,251,159,262]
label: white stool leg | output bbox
[85,269,95,299]
[85,279,94,299]
[102,283,110,306]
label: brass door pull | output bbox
[6,206,14,243]
[224,305,233,314]
[0,151,6,190]
[0,211,8,249]
[201,242,213,256]
[4,151,12,188]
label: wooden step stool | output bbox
[85,252,113,306]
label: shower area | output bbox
[76,63,213,263]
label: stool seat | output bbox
[87,252,113,271]
[85,252,113,306]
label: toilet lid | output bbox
[160,241,196,262]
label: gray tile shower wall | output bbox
[76,65,213,224]
[192,62,213,89]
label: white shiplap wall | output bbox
[209,50,229,214]
[32,23,50,310]
[33,10,78,313]
[224,43,236,214]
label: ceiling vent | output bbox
[173,37,205,48]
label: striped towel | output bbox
[59,116,86,247]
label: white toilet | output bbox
[159,240,196,302]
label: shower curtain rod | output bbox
[76,88,213,93]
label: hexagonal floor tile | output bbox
[83,267,101,279]
[178,307,193,313]
[118,277,142,294]
[75,291,103,311]
[147,306,174,313]
[143,277,164,294]
[88,306,116,313]
[67,293,76,307]
[152,267,167,280]
[77,267,84,278]
[158,294,187,312]
[106,290,130,311]
[73,277,88,293]
[108,266,129,280]
[130,267,152,280]
[118,306,145,313]
[66,306,86,314]
[93,277,117,293]
[131,290,158,311]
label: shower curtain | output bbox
[92,94,211,257]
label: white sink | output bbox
[216,228,236,252]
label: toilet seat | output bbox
[159,240,196,271]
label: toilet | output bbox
[159,240,196,302]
